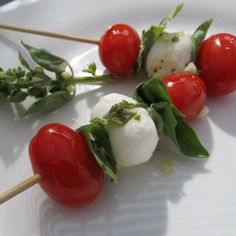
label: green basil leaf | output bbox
[18,52,32,71]
[0,80,5,90]
[22,42,71,73]
[152,102,179,148]
[103,100,145,126]
[82,62,96,76]
[133,75,171,104]
[175,115,209,157]
[7,90,28,103]
[28,87,47,98]
[159,3,184,28]
[133,82,145,103]
[22,90,72,116]
[147,105,164,137]
[5,67,25,79]
[191,19,213,62]
[78,122,117,183]
[0,92,6,99]
[5,77,16,83]
[134,75,209,158]
[30,73,52,88]
[154,103,209,158]
[134,4,184,78]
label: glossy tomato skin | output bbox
[29,123,104,206]
[163,73,207,119]
[99,23,140,74]
[197,33,236,95]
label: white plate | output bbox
[0,0,236,235]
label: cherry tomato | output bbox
[99,23,140,74]
[29,123,104,206]
[196,33,236,95]
[163,73,207,119]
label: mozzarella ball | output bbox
[91,93,158,167]
[91,93,137,119]
[146,32,192,78]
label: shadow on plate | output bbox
[207,93,236,137]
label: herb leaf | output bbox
[21,90,72,116]
[175,115,209,157]
[159,3,184,28]
[191,19,213,62]
[82,62,97,76]
[102,100,145,126]
[134,4,184,78]
[22,41,71,73]
[7,90,28,103]
[31,73,52,88]
[78,122,117,183]
[134,75,209,158]
[147,105,164,137]
[133,75,171,104]
[18,52,32,71]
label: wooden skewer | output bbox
[0,173,42,205]
[0,23,100,45]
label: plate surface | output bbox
[0,0,236,235]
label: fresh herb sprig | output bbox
[0,42,113,116]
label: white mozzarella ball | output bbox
[91,93,137,119]
[146,32,192,78]
[91,93,158,167]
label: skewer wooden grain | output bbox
[0,174,42,205]
[0,23,100,45]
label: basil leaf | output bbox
[159,3,184,28]
[30,73,52,88]
[152,102,178,146]
[18,52,32,71]
[134,75,209,158]
[28,87,47,98]
[133,75,171,104]
[147,105,164,137]
[152,103,209,158]
[175,115,209,157]
[22,42,71,73]
[0,92,5,99]
[133,82,145,103]
[78,123,117,183]
[7,90,28,103]
[82,62,96,76]
[22,90,72,116]
[191,19,213,62]
[134,3,184,78]
[5,67,25,79]
[103,100,145,126]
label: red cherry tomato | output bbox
[163,73,207,119]
[99,23,140,74]
[196,33,236,95]
[29,123,104,206]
